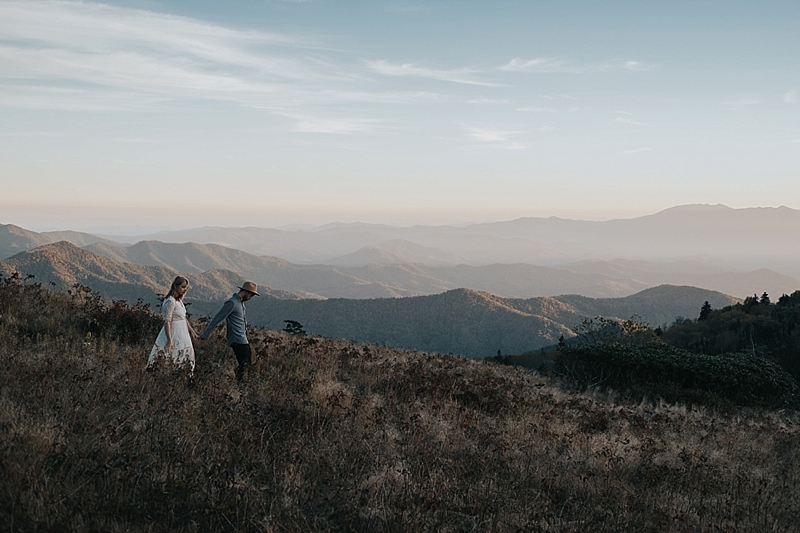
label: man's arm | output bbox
[200,299,234,340]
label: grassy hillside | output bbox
[2,274,799,532]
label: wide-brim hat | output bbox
[238,281,260,296]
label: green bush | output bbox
[554,341,799,408]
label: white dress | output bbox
[147,296,195,372]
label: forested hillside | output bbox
[662,291,800,381]
[493,292,800,410]
[240,286,738,358]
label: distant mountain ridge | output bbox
[83,239,798,300]
[0,224,115,259]
[3,203,800,299]
[96,204,800,276]
[0,242,314,305]
[322,239,467,267]
[0,241,740,358]
[238,286,739,358]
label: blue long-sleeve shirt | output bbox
[200,293,248,345]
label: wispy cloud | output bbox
[0,0,360,113]
[111,137,164,143]
[468,98,510,105]
[614,117,653,127]
[318,90,450,105]
[464,126,527,149]
[293,119,374,134]
[622,61,648,70]
[366,60,500,86]
[540,94,576,100]
[720,99,762,107]
[385,5,434,14]
[784,90,797,104]
[0,2,315,74]
[498,58,573,73]
[0,129,59,137]
[498,57,652,74]
[277,112,380,134]
[0,83,169,111]
[516,106,556,113]
[619,147,652,155]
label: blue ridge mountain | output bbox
[85,239,796,299]
[0,242,314,304]
[3,218,798,298]
[1,242,741,358]
[99,204,800,276]
[0,223,115,259]
[84,240,653,298]
[240,286,739,358]
[321,239,467,267]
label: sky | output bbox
[1,0,799,232]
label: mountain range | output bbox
[2,229,796,301]
[3,204,800,299]
[0,241,740,357]
[71,239,800,300]
[0,242,311,305]
[237,285,739,358]
[89,204,800,276]
[2,204,797,356]
[0,223,114,259]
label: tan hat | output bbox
[238,281,260,296]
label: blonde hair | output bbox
[167,276,189,301]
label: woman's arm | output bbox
[164,320,173,351]
[163,298,175,350]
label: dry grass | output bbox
[1,278,800,532]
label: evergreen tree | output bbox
[699,301,712,321]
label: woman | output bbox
[146,276,198,373]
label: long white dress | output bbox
[147,296,195,372]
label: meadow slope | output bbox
[1,277,798,532]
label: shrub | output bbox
[0,274,162,345]
[554,341,799,408]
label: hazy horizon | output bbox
[2,1,799,230]
[4,202,796,236]
[5,204,661,235]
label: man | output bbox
[200,281,259,380]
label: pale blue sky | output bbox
[1,0,798,231]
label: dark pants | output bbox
[230,343,252,380]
